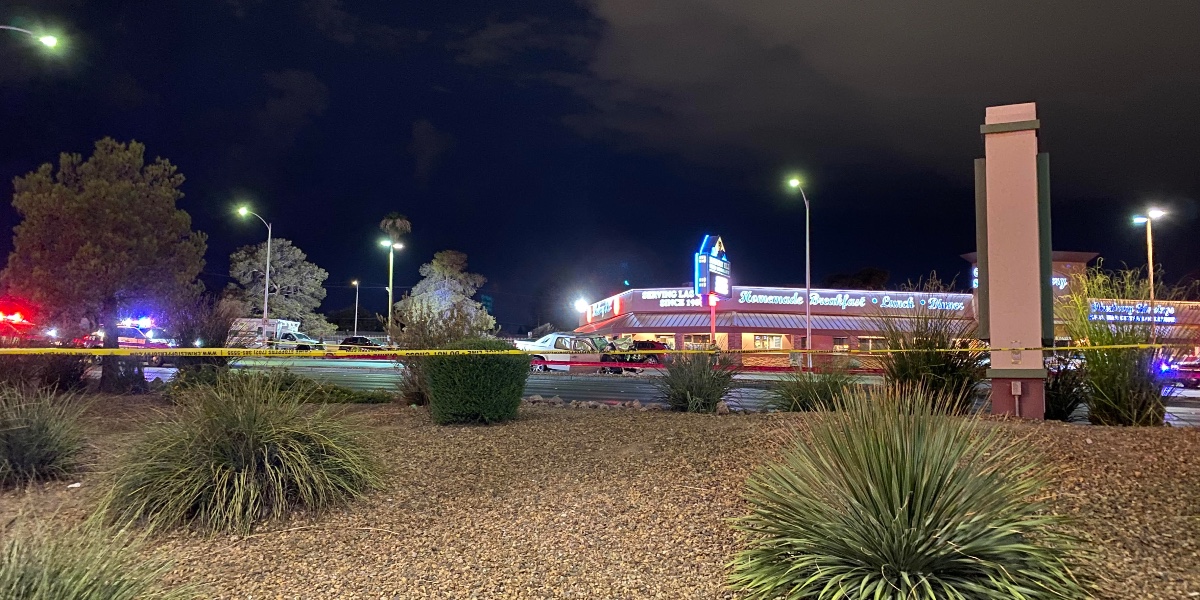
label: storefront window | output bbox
[753,334,783,349]
[683,334,712,350]
[858,337,888,351]
[833,337,850,352]
[653,334,676,349]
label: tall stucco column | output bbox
[978,102,1049,419]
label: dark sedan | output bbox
[338,336,383,351]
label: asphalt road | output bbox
[139,357,1200,424]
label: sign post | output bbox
[695,235,732,346]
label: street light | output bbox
[237,206,272,342]
[380,240,404,332]
[1,25,58,48]
[573,298,589,313]
[351,280,360,337]
[1133,208,1167,342]
[786,175,813,369]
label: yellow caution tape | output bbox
[0,343,1188,358]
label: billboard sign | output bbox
[694,235,732,299]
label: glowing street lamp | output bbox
[236,206,272,342]
[573,298,589,313]
[1132,208,1167,342]
[380,240,403,332]
[785,175,813,369]
[1,25,59,49]
[351,280,361,337]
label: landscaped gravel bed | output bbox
[2,396,1198,599]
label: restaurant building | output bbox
[575,252,1200,366]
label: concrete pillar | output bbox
[979,103,1047,419]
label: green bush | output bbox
[1057,266,1174,426]
[425,338,530,425]
[0,355,89,391]
[0,386,85,487]
[0,524,194,599]
[766,366,856,412]
[98,371,381,533]
[653,351,738,413]
[1044,357,1088,422]
[730,384,1087,599]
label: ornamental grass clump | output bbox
[0,386,85,487]
[0,523,194,599]
[766,364,857,412]
[653,351,739,413]
[99,371,381,534]
[730,384,1087,599]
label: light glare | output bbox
[1148,208,1167,219]
[1133,216,1149,225]
[237,207,249,216]
[38,35,57,47]
[573,299,589,313]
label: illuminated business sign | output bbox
[973,266,1069,292]
[588,295,622,322]
[694,235,732,300]
[1088,300,1177,324]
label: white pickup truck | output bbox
[513,332,610,372]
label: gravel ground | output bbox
[2,396,1198,599]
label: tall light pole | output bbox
[351,280,360,337]
[1,25,59,48]
[238,207,272,342]
[787,176,813,369]
[380,240,403,333]
[1133,208,1166,343]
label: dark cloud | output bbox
[408,119,454,183]
[303,0,427,50]
[453,18,592,66]
[257,70,329,150]
[562,0,1200,186]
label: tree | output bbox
[2,138,207,391]
[228,238,335,336]
[379,212,411,244]
[389,250,496,404]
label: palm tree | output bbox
[379,212,412,243]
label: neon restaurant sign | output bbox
[1088,300,1177,324]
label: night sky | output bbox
[3,1,1200,331]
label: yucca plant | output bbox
[0,386,85,487]
[767,365,857,412]
[652,351,739,413]
[98,371,381,534]
[0,523,195,599]
[730,384,1087,599]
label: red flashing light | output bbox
[614,296,622,315]
[0,312,26,323]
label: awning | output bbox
[576,312,954,336]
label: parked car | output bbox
[338,336,382,351]
[1164,359,1200,388]
[513,332,608,372]
[275,331,322,351]
[600,340,671,373]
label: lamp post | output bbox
[787,176,813,369]
[380,240,403,332]
[237,207,272,342]
[1,25,58,48]
[351,280,360,337]
[1133,208,1166,343]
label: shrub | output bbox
[1044,357,1088,422]
[0,355,89,391]
[425,338,530,425]
[653,351,738,413]
[0,386,85,487]
[766,365,857,412]
[1057,265,1177,426]
[730,384,1087,599]
[871,275,985,410]
[0,523,194,599]
[98,371,381,533]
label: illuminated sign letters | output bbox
[694,235,732,300]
